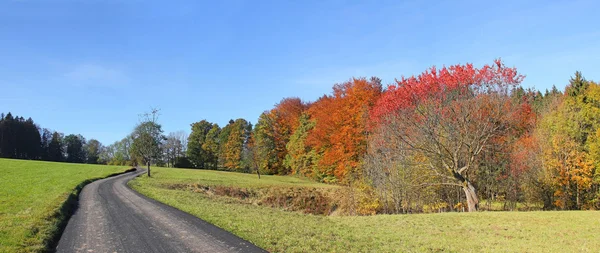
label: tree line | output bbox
[176,60,599,213]
[0,113,101,163]
[0,111,185,167]
[5,59,599,213]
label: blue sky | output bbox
[1,0,599,145]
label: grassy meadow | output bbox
[0,159,128,253]
[144,167,337,189]
[130,167,600,252]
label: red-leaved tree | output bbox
[369,59,525,212]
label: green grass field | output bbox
[131,167,600,252]
[0,159,128,253]
[144,167,337,189]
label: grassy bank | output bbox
[0,159,128,252]
[130,167,600,252]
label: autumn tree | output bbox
[217,120,235,168]
[284,114,319,176]
[253,112,279,174]
[252,98,305,175]
[537,77,600,209]
[365,124,445,214]
[369,60,524,212]
[478,89,539,209]
[305,77,382,182]
[202,124,221,169]
[222,119,252,171]
[542,135,593,209]
[269,98,305,174]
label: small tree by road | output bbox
[131,109,165,177]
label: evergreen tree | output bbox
[22,118,41,159]
[567,71,589,97]
[40,128,53,160]
[48,132,64,162]
[0,112,15,158]
[0,113,41,159]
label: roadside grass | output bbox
[130,167,600,252]
[0,158,128,253]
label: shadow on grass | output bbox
[42,168,138,253]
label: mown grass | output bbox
[0,158,128,253]
[130,167,600,252]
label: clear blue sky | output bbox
[1,0,599,145]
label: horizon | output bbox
[1,0,599,144]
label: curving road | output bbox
[56,169,266,253]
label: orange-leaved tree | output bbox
[305,77,382,182]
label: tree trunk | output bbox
[576,186,580,210]
[256,168,261,179]
[147,162,151,177]
[462,180,479,212]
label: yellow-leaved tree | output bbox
[539,75,600,209]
